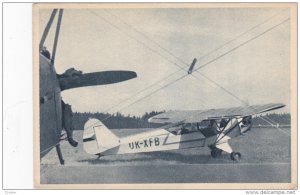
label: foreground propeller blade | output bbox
[59,70,137,91]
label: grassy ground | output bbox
[40,127,291,184]
[41,127,291,166]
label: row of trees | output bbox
[72,111,164,129]
[72,111,290,130]
[252,113,290,126]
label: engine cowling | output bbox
[240,116,253,134]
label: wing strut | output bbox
[55,144,64,165]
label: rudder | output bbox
[83,118,119,155]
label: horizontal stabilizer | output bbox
[59,70,137,91]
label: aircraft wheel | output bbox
[230,152,242,161]
[211,148,222,158]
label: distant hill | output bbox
[72,111,290,130]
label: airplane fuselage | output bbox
[83,118,244,157]
[40,54,63,157]
[101,129,218,156]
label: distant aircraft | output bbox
[82,103,284,161]
[39,9,137,164]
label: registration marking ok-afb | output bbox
[129,137,160,149]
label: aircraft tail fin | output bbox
[83,118,119,155]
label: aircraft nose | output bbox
[240,124,252,135]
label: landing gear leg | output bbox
[67,137,78,147]
[55,144,64,165]
[96,154,103,159]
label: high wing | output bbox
[148,103,285,124]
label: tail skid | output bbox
[83,118,119,155]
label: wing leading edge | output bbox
[148,103,285,124]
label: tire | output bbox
[211,149,222,158]
[230,152,242,161]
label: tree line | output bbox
[72,111,290,130]
[252,113,290,127]
[72,111,164,129]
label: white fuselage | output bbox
[101,129,219,156]
[83,118,244,156]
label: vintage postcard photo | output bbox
[33,3,297,189]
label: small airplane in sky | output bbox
[82,103,285,161]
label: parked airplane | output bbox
[82,103,284,161]
[39,9,137,164]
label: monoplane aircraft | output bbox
[83,103,284,161]
[39,9,137,164]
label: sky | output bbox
[39,6,292,116]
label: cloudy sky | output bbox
[39,5,292,116]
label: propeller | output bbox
[58,69,137,91]
[39,9,138,164]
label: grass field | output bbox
[40,127,291,184]
[41,127,291,165]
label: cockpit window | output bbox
[197,120,220,137]
[166,119,235,136]
[198,120,211,128]
[166,123,198,135]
